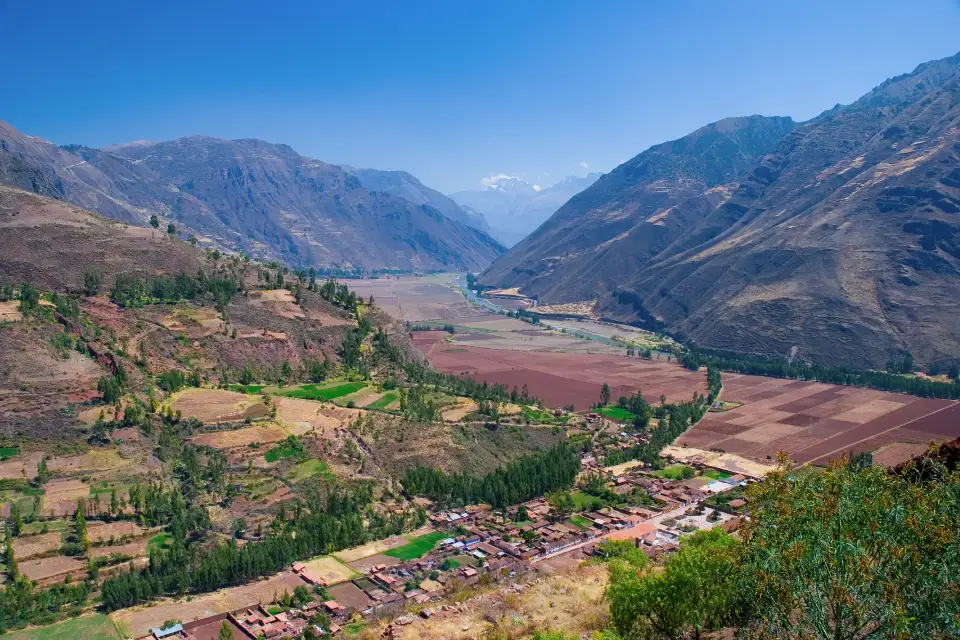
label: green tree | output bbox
[738,456,960,640]
[607,529,742,640]
[600,383,611,406]
[546,489,576,521]
[17,282,39,312]
[83,271,102,296]
[595,540,648,569]
[36,455,50,485]
[74,498,89,551]
[293,584,311,606]
[166,222,176,235]
[218,620,233,640]
[150,214,159,228]
[8,502,23,537]
[4,526,17,579]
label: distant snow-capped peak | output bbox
[480,174,534,192]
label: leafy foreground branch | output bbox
[603,456,960,640]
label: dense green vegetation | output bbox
[264,435,306,463]
[603,393,709,468]
[603,458,960,639]
[402,442,581,508]
[681,347,960,400]
[99,481,427,611]
[109,271,237,311]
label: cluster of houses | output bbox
[140,462,751,639]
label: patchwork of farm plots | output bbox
[678,373,960,467]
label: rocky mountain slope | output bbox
[451,173,601,246]
[481,52,960,369]
[0,124,504,272]
[481,116,797,297]
[343,166,492,234]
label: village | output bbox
[139,434,755,640]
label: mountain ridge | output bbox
[480,51,960,369]
[0,123,504,272]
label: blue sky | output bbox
[1,0,959,193]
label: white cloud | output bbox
[532,184,542,192]
[579,160,589,169]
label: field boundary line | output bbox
[803,401,956,465]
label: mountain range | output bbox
[481,51,960,370]
[0,124,505,273]
[450,173,601,246]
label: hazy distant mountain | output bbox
[342,166,492,234]
[0,124,505,272]
[450,173,601,246]
[481,51,960,369]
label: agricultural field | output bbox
[190,423,289,449]
[382,531,447,561]
[171,388,268,423]
[364,392,398,410]
[598,406,636,423]
[340,275,478,322]
[677,373,960,467]
[333,534,411,563]
[275,381,368,402]
[300,555,359,584]
[5,613,118,640]
[285,459,334,482]
[653,463,697,480]
[416,331,708,410]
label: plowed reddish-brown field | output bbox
[677,373,960,467]
[418,329,960,466]
[415,332,707,409]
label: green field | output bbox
[5,614,118,640]
[366,392,398,410]
[229,384,266,394]
[654,463,697,480]
[0,447,18,460]
[265,437,304,463]
[570,490,602,510]
[384,531,447,561]
[279,382,367,401]
[286,459,334,482]
[599,406,636,422]
[89,480,126,496]
[702,469,732,480]
[148,533,172,554]
[569,515,592,529]
[522,406,555,423]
